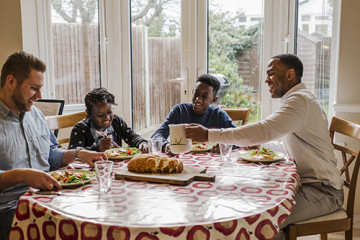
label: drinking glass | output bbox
[219,143,233,162]
[169,124,192,158]
[95,161,113,193]
[150,138,163,155]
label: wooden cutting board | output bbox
[114,166,215,186]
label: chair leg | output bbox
[320,233,328,240]
[345,229,353,240]
[285,226,297,240]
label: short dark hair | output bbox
[196,74,220,96]
[272,54,303,80]
[85,87,117,115]
[1,51,46,88]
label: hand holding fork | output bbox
[96,130,120,150]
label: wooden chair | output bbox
[285,116,360,240]
[45,111,87,145]
[224,108,251,125]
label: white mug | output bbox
[169,124,192,154]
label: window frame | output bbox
[21,0,341,124]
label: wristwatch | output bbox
[74,147,84,158]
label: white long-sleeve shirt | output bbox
[209,83,343,189]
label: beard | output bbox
[11,88,31,113]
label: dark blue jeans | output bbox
[0,209,15,240]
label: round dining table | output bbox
[10,150,299,240]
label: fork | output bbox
[96,130,120,148]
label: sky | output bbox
[210,0,263,15]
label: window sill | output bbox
[63,104,86,115]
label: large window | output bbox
[50,0,101,104]
[130,0,182,132]
[208,0,263,123]
[22,0,340,130]
[296,0,333,114]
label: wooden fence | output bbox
[51,23,326,131]
[52,23,100,104]
[132,26,181,131]
[52,23,181,131]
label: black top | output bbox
[69,115,147,152]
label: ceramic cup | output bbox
[169,124,192,154]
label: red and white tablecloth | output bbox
[10,150,299,240]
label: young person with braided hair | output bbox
[69,87,149,152]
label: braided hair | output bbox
[85,88,117,115]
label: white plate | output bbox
[105,147,142,160]
[238,150,285,163]
[191,143,214,152]
[50,170,95,188]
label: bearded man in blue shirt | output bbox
[0,51,106,240]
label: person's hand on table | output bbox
[23,169,62,190]
[210,143,220,153]
[139,142,149,153]
[99,137,112,152]
[185,124,209,142]
[163,143,177,157]
[77,150,108,168]
[242,145,260,150]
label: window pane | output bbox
[296,1,333,114]
[208,0,263,123]
[50,0,101,104]
[131,0,182,132]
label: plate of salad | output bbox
[191,142,214,152]
[105,147,142,160]
[238,147,285,162]
[50,170,95,187]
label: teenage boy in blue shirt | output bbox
[151,74,236,155]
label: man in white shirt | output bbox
[185,54,343,239]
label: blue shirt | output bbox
[0,101,64,214]
[151,103,236,146]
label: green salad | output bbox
[51,171,89,184]
[250,146,277,157]
[106,147,141,158]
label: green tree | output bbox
[208,9,260,123]
[131,0,181,37]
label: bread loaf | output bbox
[127,154,183,174]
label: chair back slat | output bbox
[330,116,360,139]
[45,111,87,145]
[333,144,357,157]
[59,138,70,145]
[224,108,251,125]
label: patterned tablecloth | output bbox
[10,150,299,240]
